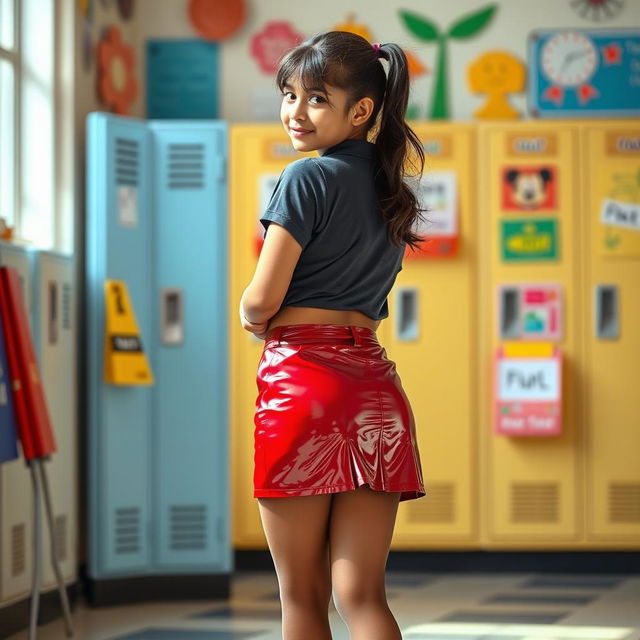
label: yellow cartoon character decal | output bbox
[468,50,525,119]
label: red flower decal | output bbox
[96,25,138,115]
[250,21,304,74]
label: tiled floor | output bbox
[6,571,640,640]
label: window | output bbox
[0,0,17,235]
[0,0,60,250]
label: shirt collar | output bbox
[319,138,377,159]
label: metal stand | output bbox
[28,458,74,639]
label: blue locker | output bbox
[86,113,153,577]
[86,113,230,600]
[149,122,230,571]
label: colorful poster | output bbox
[410,170,459,257]
[494,343,563,437]
[497,283,563,341]
[502,165,557,211]
[501,218,558,261]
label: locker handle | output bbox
[161,288,184,345]
[395,287,419,341]
[595,284,619,340]
[500,287,520,339]
[48,281,58,345]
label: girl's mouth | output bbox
[291,128,312,138]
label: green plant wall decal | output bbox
[400,5,497,119]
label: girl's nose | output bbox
[289,100,306,121]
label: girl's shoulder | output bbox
[280,156,328,189]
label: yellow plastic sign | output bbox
[104,280,154,385]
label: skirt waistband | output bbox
[264,323,379,348]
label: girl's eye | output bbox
[309,95,325,104]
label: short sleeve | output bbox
[260,157,325,250]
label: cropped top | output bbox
[260,138,405,321]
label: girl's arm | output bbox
[240,222,303,339]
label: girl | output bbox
[239,31,427,640]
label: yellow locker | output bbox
[229,124,316,548]
[477,121,583,546]
[385,123,479,548]
[581,121,640,546]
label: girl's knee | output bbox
[332,580,386,616]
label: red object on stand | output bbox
[0,266,56,459]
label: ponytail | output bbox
[374,43,427,251]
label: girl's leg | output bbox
[258,494,334,640]
[329,485,402,640]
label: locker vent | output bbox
[115,507,141,554]
[55,515,67,561]
[510,483,559,523]
[167,144,204,190]
[609,483,640,522]
[405,483,454,523]
[170,505,207,550]
[62,282,71,330]
[115,137,139,186]
[12,523,26,577]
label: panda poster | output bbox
[502,165,557,211]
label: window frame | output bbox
[0,0,21,238]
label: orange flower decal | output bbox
[97,26,138,115]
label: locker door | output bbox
[86,113,153,575]
[582,122,640,544]
[32,251,78,590]
[382,124,479,547]
[149,121,231,571]
[229,124,310,548]
[0,244,34,603]
[478,122,582,545]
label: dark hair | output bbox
[275,31,428,251]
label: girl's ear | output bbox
[351,97,375,127]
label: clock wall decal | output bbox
[528,28,640,118]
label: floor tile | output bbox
[111,630,265,640]
[481,592,598,605]
[434,610,571,623]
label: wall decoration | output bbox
[189,0,246,41]
[502,165,557,210]
[501,218,558,261]
[468,50,525,119]
[528,29,640,117]
[399,4,497,119]
[146,40,218,119]
[97,26,138,115]
[333,12,374,41]
[78,0,91,17]
[117,0,134,20]
[570,0,625,22]
[250,21,304,74]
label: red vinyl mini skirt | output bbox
[253,323,426,502]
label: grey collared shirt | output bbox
[260,138,404,321]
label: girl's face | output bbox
[280,75,362,155]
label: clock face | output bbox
[541,32,598,87]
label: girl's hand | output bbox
[239,308,270,341]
